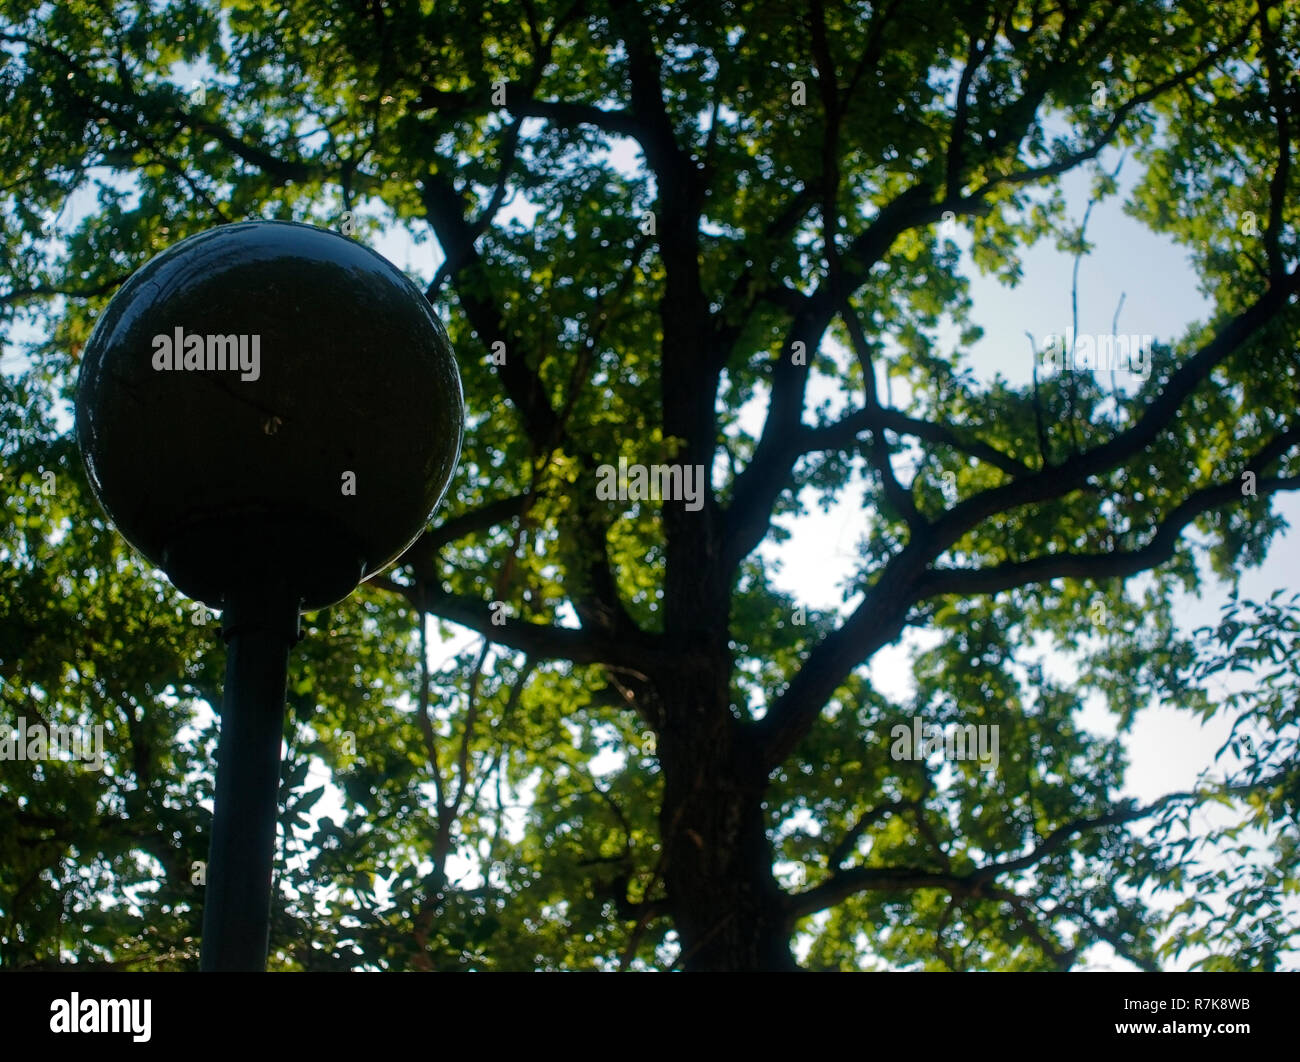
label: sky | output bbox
[4,72,1295,972]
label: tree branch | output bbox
[756,267,1300,770]
[787,770,1293,921]
[915,469,1300,603]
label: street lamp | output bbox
[75,220,464,971]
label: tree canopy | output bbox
[1,0,1298,971]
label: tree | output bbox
[1,0,1297,971]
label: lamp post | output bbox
[75,221,464,971]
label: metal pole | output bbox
[200,581,301,972]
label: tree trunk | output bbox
[655,667,795,971]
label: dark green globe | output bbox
[75,220,463,613]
